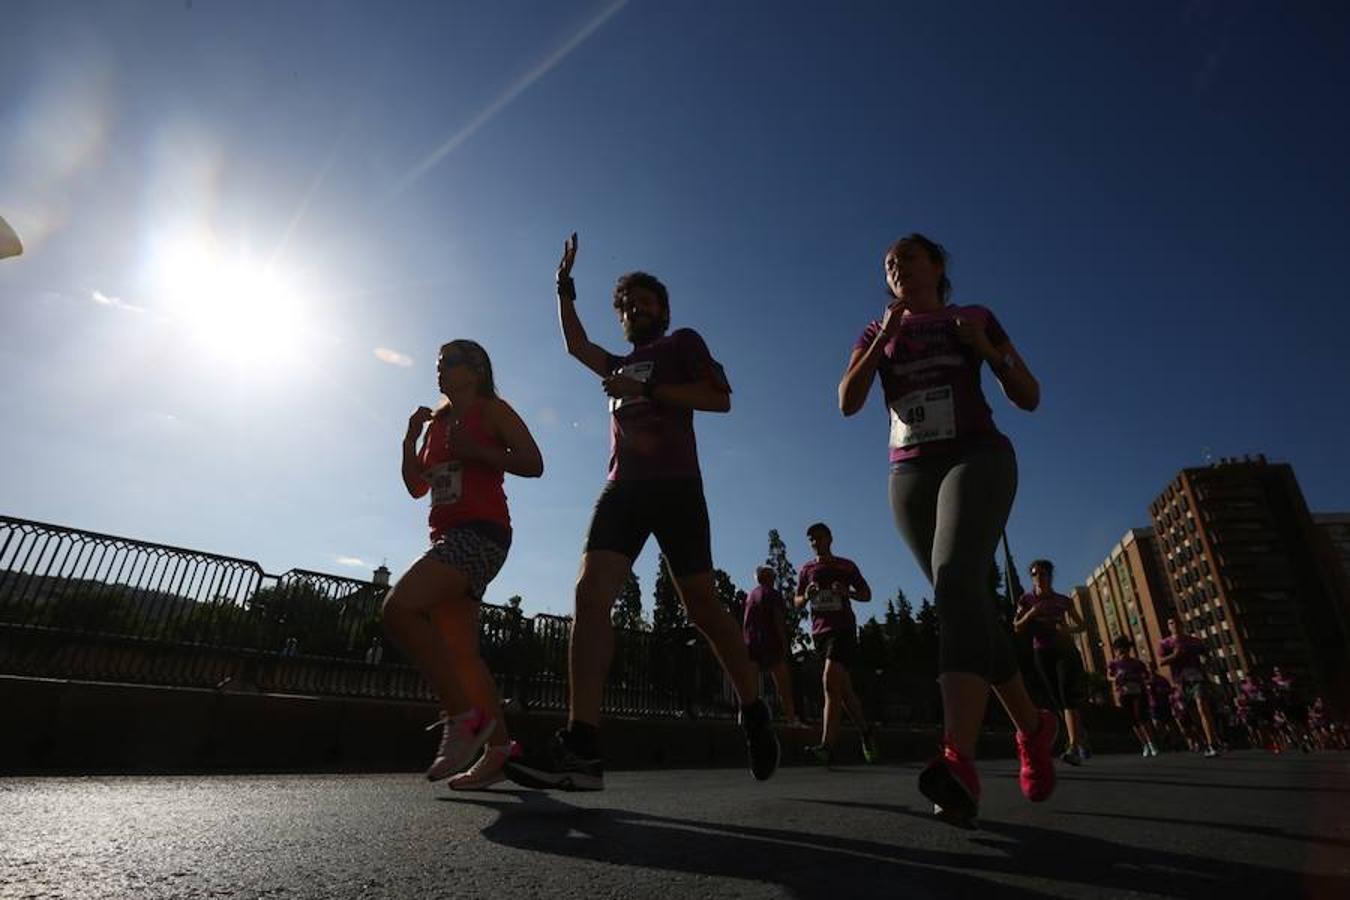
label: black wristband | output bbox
[556,274,576,302]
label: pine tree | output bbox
[612,572,647,631]
[651,554,686,633]
[713,568,745,622]
[765,529,806,650]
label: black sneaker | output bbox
[503,729,604,791]
[740,698,780,781]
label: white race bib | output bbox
[609,360,655,413]
[888,385,956,449]
[426,462,463,507]
[811,589,844,613]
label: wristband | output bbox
[556,274,576,302]
[991,353,1014,375]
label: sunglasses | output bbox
[1029,569,1049,577]
[439,351,473,369]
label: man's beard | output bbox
[624,315,666,343]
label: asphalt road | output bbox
[3,750,1347,899]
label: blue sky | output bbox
[3,1,1349,621]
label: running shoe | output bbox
[806,743,834,766]
[449,741,521,791]
[740,698,780,781]
[1060,746,1084,767]
[787,717,811,730]
[919,736,980,830]
[425,708,495,782]
[1015,710,1059,802]
[861,731,881,764]
[1078,745,1092,761]
[1141,746,1151,758]
[1203,746,1221,759]
[503,729,604,791]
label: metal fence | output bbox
[0,515,810,720]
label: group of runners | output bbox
[374,230,1337,827]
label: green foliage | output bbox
[651,555,686,633]
[765,529,807,651]
[612,572,647,631]
[712,568,744,622]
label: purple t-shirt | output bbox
[1160,634,1206,680]
[604,328,729,481]
[798,556,867,636]
[854,304,1013,463]
[1108,657,1148,695]
[1016,590,1072,650]
[742,585,787,655]
[1147,673,1173,709]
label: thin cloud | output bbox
[388,0,628,196]
[335,556,368,568]
[374,347,414,368]
[90,289,145,313]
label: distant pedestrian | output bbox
[365,636,384,665]
[1158,616,1222,758]
[1014,559,1091,765]
[743,566,803,726]
[1108,637,1157,757]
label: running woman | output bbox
[1013,559,1092,765]
[505,233,779,791]
[383,339,544,789]
[1107,637,1157,756]
[744,566,803,726]
[1158,616,1222,758]
[838,232,1056,828]
[794,523,879,765]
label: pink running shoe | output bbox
[425,707,496,782]
[1016,709,1059,802]
[449,741,521,791]
[918,735,981,828]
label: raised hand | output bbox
[557,232,578,299]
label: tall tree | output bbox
[651,555,686,633]
[765,529,806,650]
[612,573,647,631]
[712,568,745,622]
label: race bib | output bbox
[811,589,844,613]
[889,385,956,449]
[426,462,463,507]
[609,361,655,413]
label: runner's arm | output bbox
[848,566,872,602]
[986,339,1039,411]
[487,399,545,478]
[401,433,429,499]
[555,232,612,377]
[839,343,886,416]
[1061,603,1088,635]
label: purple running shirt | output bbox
[603,328,729,481]
[742,585,788,657]
[1108,657,1149,695]
[854,304,1013,463]
[1016,590,1073,650]
[798,556,867,636]
[1160,634,1206,681]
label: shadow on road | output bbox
[446,790,1348,898]
[804,798,1348,899]
[1060,809,1350,850]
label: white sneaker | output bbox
[1203,746,1220,759]
[425,708,496,782]
[1141,746,1151,757]
[449,741,520,791]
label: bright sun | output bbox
[149,233,312,370]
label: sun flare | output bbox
[148,233,312,370]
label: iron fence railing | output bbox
[1,515,850,720]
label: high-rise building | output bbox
[1149,457,1350,703]
[1081,528,1175,685]
[1314,513,1350,589]
[1069,584,1107,675]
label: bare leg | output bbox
[568,551,631,728]
[768,660,797,720]
[676,571,760,705]
[431,601,508,747]
[382,558,474,715]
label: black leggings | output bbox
[889,445,1019,683]
[1034,645,1085,711]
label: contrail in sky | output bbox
[388,0,628,197]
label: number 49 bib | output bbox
[889,385,956,449]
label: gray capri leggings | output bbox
[889,445,1019,683]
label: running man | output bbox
[1158,616,1222,758]
[1108,637,1158,757]
[383,339,544,790]
[505,233,779,790]
[1013,559,1092,765]
[744,566,803,726]
[794,523,879,765]
[838,232,1057,828]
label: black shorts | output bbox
[1034,645,1086,711]
[815,630,858,667]
[1120,691,1147,726]
[584,477,712,577]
